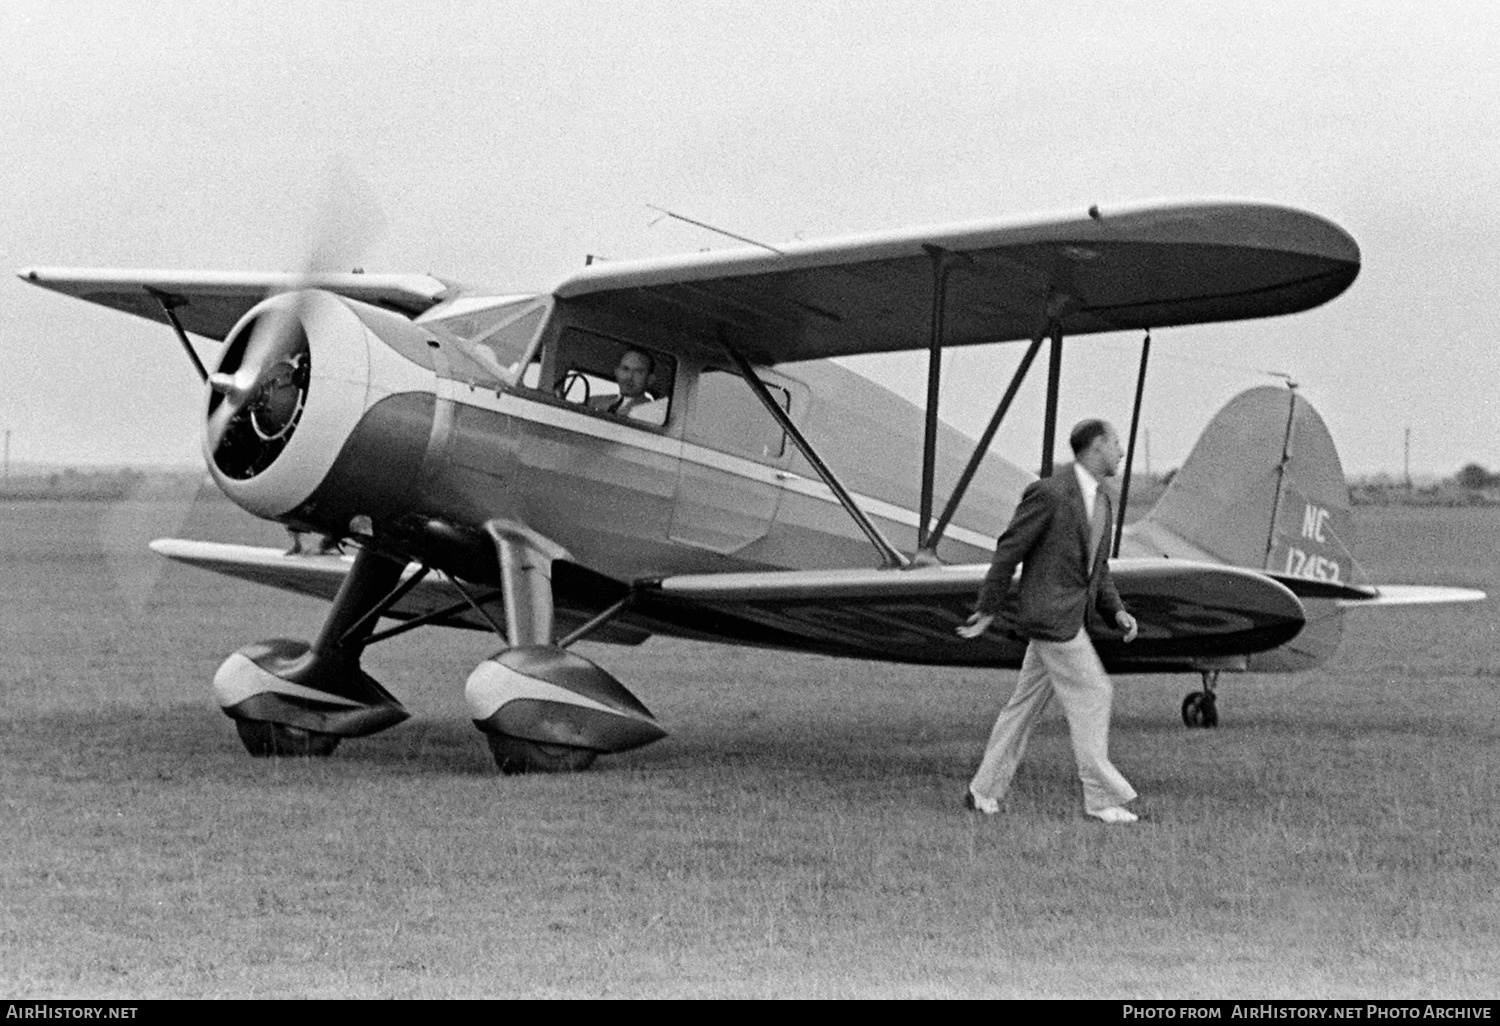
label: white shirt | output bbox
[1073,462,1101,523]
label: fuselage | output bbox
[219,288,1043,590]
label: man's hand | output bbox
[956,612,993,640]
[1116,610,1138,643]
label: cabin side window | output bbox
[543,328,675,428]
[687,368,790,460]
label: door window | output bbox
[688,369,790,459]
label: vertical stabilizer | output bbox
[1129,386,1367,590]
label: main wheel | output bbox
[1180,691,1220,729]
[235,720,342,758]
[485,734,598,775]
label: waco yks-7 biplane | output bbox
[19,200,1483,773]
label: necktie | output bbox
[1088,495,1108,567]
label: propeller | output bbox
[204,159,387,479]
[102,161,388,611]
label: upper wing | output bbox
[553,199,1361,364]
[17,267,451,341]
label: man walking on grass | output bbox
[956,418,1141,825]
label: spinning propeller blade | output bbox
[204,161,387,476]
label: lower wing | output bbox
[640,558,1308,670]
[151,541,1482,671]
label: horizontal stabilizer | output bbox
[1339,584,1487,607]
[1263,573,1377,600]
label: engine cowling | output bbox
[205,289,438,524]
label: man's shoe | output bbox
[1087,805,1139,825]
[964,787,999,815]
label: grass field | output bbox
[1,496,1496,998]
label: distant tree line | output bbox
[1349,462,1500,507]
[1454,463,1500,490]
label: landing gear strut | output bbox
[1181,671,1220,728]
[216,545,414,757]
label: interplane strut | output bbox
[1114,331,1152,556]
[146,287,210,382]
[721,339,908,569]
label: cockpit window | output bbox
[547,328,674,428]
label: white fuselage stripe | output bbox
[436,381,998,552]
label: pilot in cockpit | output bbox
[588,348,667,426]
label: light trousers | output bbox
[969,628,1136,813]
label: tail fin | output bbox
[1129,385,1367,590]
[1128,385,1365,672]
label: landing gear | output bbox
[466,523,666,774]
[235,720,341,758]
[217,546,413,758]
[1181,690,1219,728]
[1181,670,1221,728]
[486,734,598,775]
[467,646,665,772]
[213,521,665,771]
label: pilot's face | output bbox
[615,352,651,398]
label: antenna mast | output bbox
[645,205,784,255]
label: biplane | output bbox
[19,199,1483,772]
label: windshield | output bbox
[425,297,549,388]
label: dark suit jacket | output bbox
[974,464,1127,642]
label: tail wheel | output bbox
[1180,691,1220,729]
[235,720,341,758]
[485,734,598,775]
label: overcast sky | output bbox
[3,0,1496,477]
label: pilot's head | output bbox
[1070,419,1124,478]
[615,349,654,399]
